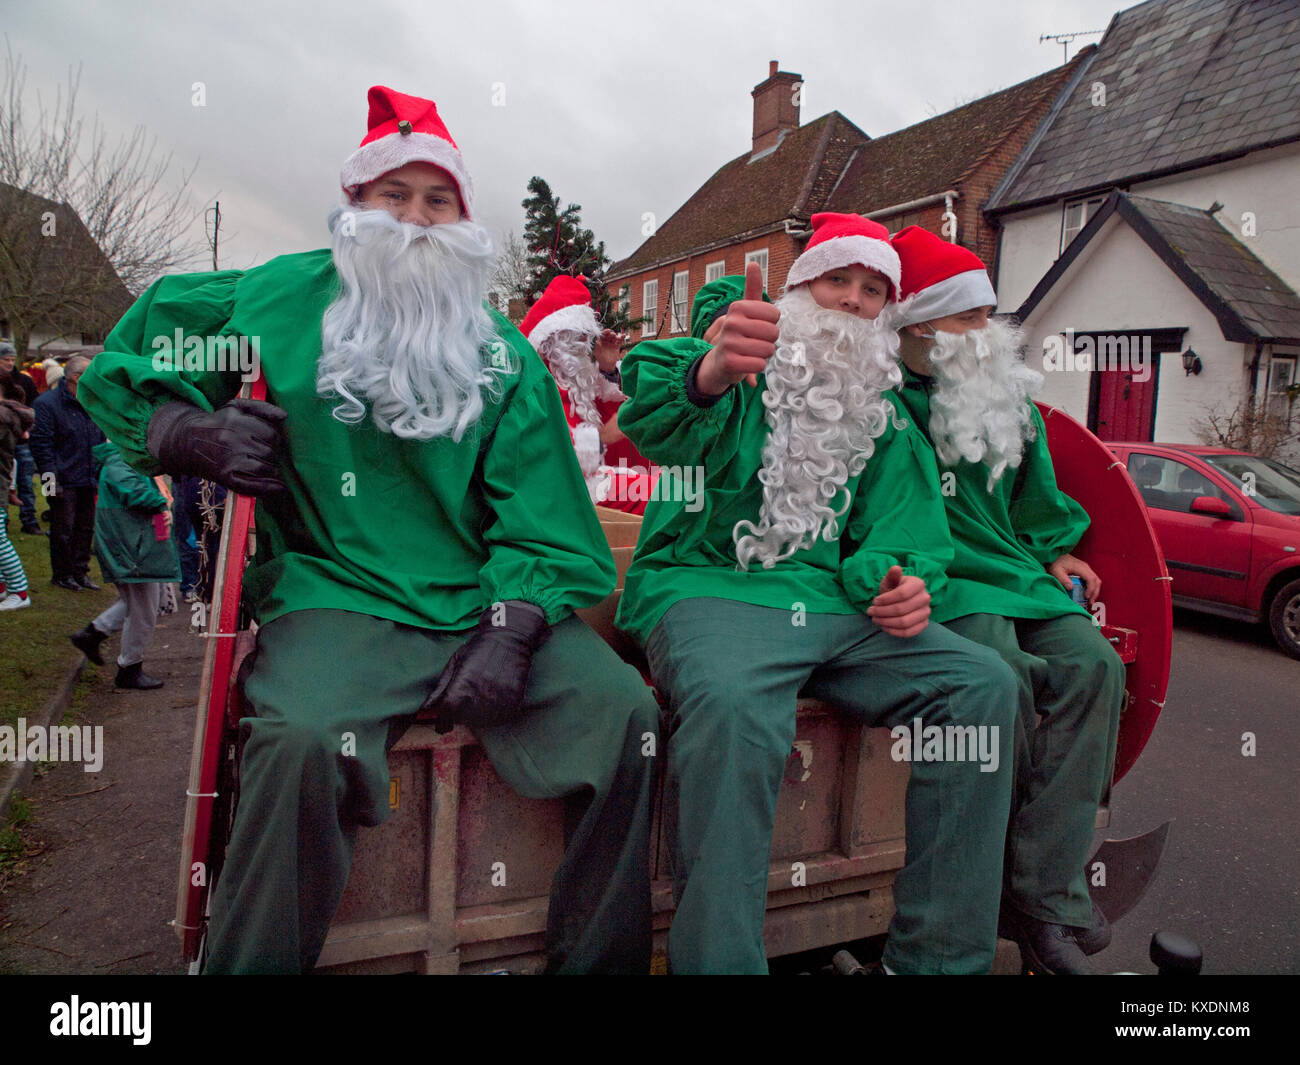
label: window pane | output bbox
[642,280,658,336]
[671,271,688,333]
[1127,453,1232,513]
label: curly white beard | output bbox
[317,206,504,442]
[733,286,904,571]
[926,316,1043,490]
[537,330,602,431]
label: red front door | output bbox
[1093,363,1157,441]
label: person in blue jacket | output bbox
[30,356,106,590]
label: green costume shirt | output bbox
[614,325,953,646]
[894,366,1090,624]
[78,250,614,632]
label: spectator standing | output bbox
[0,342,43,535]
[30,355,106,591]
[69,441,179,688]
[0,396,35,610]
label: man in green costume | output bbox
[890,225,1124,974]
[77,85,658,974]
[617,213,1018,974]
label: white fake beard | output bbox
[925,316,1043,489]
[537,330,602,431]
[317,206,504,442]
[733,286,904,571]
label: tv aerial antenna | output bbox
[1040,30,1104,62]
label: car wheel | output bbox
[1267,577,1300,660]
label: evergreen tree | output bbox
[520,176,639,336]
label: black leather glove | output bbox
[147,399,288,496]
[422,603,551,734]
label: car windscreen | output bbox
[1202,454,1300,515]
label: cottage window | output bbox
[670,271,689,333]
[1061,196,1105,253]
[705,260,726,284]
[642,280,658,337]
[745,248,769,291]
[1266,354,1297,413]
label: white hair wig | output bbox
[925,315,1043,489]
[733,286,904,570]
[317,206,505,442]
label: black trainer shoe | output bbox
[51,577,81,591]
[70,623,108,666]
[115,662,164,690]
[20,523,47,536]
[75,575,101,591]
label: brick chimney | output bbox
[752,60,802,155]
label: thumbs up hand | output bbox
[695,261,781,395]
[866,564,931,638]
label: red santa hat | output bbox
[890,225,998,327]
[520,276,600,349]
[785,213,901,296]
[340,85,475,219]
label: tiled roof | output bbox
[609,112,869,279]
[610,55,1088,279]
[991,0,1300,211]
[825,53,1091,213]
[1126,194,1300,343]
[0,183,134,334]
[1018,191,1300,343]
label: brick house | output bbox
[607,54,1091,340]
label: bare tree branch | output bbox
[0,43,204,353]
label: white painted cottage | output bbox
[986,0,1300,459]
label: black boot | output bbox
[115,662,164,690]
[1067,899,1112,956]
[1012,911,1095,975]
[70,623,108,666]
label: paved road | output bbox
[1094,609,1300,975]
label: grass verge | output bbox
[1,503,115,730]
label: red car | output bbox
[1106,442,1300,658]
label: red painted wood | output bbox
[1038,402,1172,783]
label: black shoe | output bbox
[74,575,101,591]
[1012,912,1095,975]
[20,523,46,536]
[115,662,164,690]
[1067,899,1112,956]
[51,577,81,591]
[70,624,108,666]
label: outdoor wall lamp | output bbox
[1182,349,1202,375]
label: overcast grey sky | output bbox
[8,0,1128,278]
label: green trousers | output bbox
[943,612,1124,928]
[204,608,659,974]
[645,598,1018,975]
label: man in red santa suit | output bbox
[522,275,655,513]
